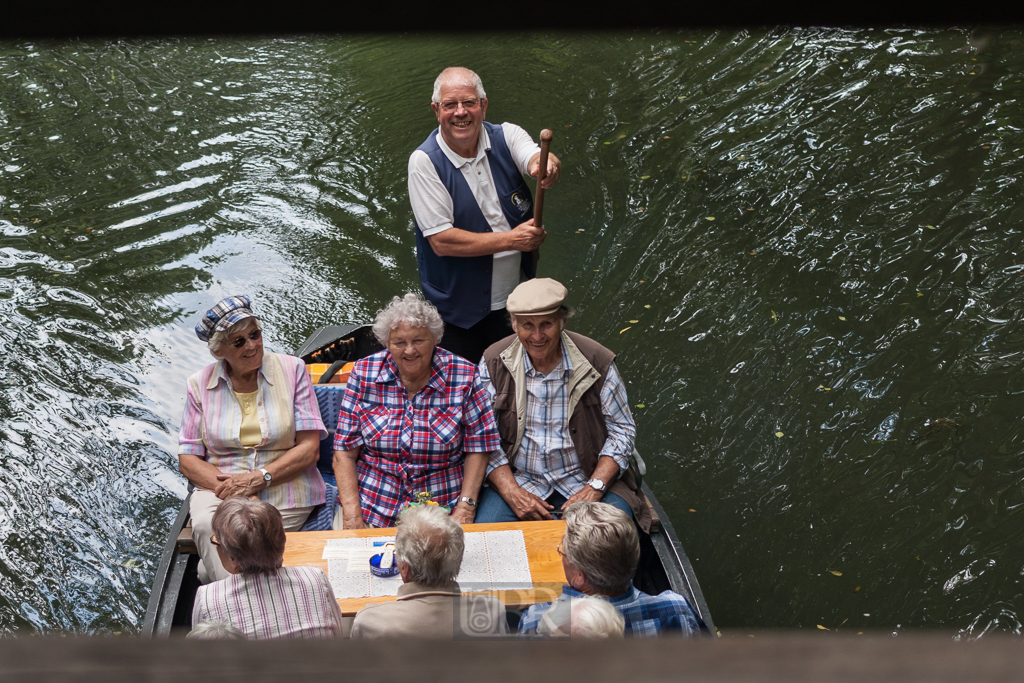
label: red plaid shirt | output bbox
[333,347,500,528]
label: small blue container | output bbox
[369,552,400,578]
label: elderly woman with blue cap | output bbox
[178,296,327,584]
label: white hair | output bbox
[537,597,625,639]
[187,620,246,640]
[372,293,444,346]
[208,317,262,357]
[394,504,464,588]
[432,67,486,104]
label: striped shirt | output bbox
[178,352,328,509]
[192,566,344,639]
[479,344,635,499]
[518,585,703,638]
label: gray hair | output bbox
[187,621,246,640]
[562,501,640,595]
[211,498,285,576]
[432,67,486,104]
[208,317,263,357]
[537,597,625,639]
[372,293,444,346]
[394,504,464,588]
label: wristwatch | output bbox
[460,497,477,507]
[259,468,272,485]
[586,478,606,492]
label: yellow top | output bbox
[233,390,262,448]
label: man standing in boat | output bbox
[408,66,560,364]
[474,278,651,533]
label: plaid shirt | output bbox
[334,347,500,528]
[518,585,703,637]
[479,344,635,499]
[192,566,343,639]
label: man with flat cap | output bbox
[409,66,561,364]
[474,278,651,532]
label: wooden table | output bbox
[283,521,567,616]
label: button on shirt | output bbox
[333,347,501,528]
[408,122,540,311]
[479,344,634,500]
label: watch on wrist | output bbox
[259,468,272,485]
[460,496,477,507]
[586,478,606,492]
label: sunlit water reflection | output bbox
[1,29,1023,635]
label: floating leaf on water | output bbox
[749,251,757,255]
[603,142,611,145]
[636,404,645,408]
[663,136,671,139]
[842,59,849,63]
[839,316,847,321]
[823,387,831,391]
[747,208,754,211]
[628,320,639,323]
[914,556,920,561]
[681,175,687,179]
[620,327,632,334]
[983,146,990,149]
[775,431,784,438]
[644,304,651,308]
[854,586,861,592]
[829,570,842,576]
[689,509,696,512]
[917,292,924,297]
[705,216,715,221]
[771,310,777,322]
[817,625,829,631]
[641,175,650,180]
[619,134,627,138]
[926,225,936,229]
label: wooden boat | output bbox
[141,324,715,637]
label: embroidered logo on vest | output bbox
[510,191,532,216]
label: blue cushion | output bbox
[301,481,338,531]
[313,385,347,476]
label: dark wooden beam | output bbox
[0,632,1022,682]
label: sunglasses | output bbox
[229,328,262,348]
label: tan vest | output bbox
[482,331,651,532]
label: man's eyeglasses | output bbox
[229,329,262,348]
[556,540,566,558]
[211,534,220,547]
[439,98,481,112]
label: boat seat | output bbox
[176,518,197,554]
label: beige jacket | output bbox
[350,581,508,639]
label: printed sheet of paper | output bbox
[326,530,533,600]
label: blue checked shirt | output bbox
[479,343,635,500]
[518,585,704,637]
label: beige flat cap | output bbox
[506,278,568,316]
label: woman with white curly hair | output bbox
[332,292,500,528]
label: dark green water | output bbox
[1,29,1023,635]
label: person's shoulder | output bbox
[482,333,518,363]
[187,361,221,387]
[646,589,695,610]
[271,353,304,371]
[353,349,388,375]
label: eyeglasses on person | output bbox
[439,98,481,112]
[229,328,262,348]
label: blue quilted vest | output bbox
[414,122,536,329]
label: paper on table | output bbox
[326,530,532,600]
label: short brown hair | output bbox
[562,502,639,595]
[211,498,285,576]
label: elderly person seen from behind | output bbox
[351,504,507,638]
[536,595,625,639]
[518,501,704,637]
[192,498,344,639]
[178,296,328,583]
[333,293,500,529]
